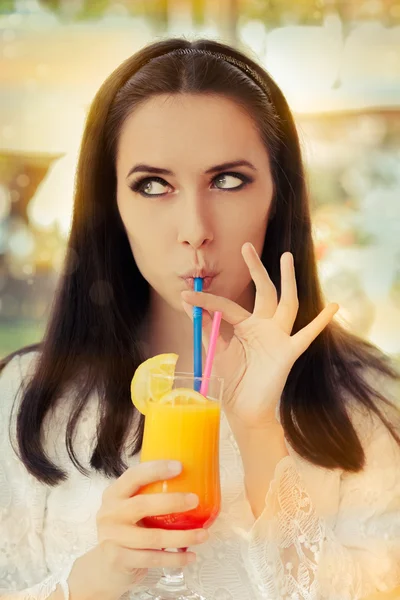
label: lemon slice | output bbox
[131,353,178,415]
[159,388,207,406]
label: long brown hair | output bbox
[2,37,399,486]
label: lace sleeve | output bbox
[0,562,76,600]
[0,355,79,599]
[238,406,400,600]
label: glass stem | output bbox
[156,568,188,592]
[155,549,189,592]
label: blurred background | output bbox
[0,0,399,360]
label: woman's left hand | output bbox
[181,243,339,429]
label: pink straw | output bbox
[199,311,222,397]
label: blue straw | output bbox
[193,277,203,391]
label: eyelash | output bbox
[129,171,253,198]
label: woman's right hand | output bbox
[89,460,208,598]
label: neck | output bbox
[141,286,255,373]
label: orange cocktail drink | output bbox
[137,373,223,531]
[140,397,220,529]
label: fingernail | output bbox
[185,493,199,508]
[168,461,182,474]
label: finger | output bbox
[274,253,299,334]
[127,492,199,522]
[181,291,250,327]
[291,303,339,355]
[110,461,183,500]
[103,544,196,573]
[182,300,228,354]
[241,242,277,318]
[110,523,209,551]
[123,548,196,570]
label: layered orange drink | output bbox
[131,354,221,531]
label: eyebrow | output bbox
[126,160,257,179]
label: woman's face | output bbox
[116,93,274,311]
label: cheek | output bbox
[219,200,269,249]
[117,193,174,272]
[118,189,146,234]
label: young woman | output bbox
[1,38,399,600]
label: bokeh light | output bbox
[7,223,35,259]
[0,185,11,221]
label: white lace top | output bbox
[1,351,400,600]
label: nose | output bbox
[177,197,214,250]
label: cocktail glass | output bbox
[132,373,223,600]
